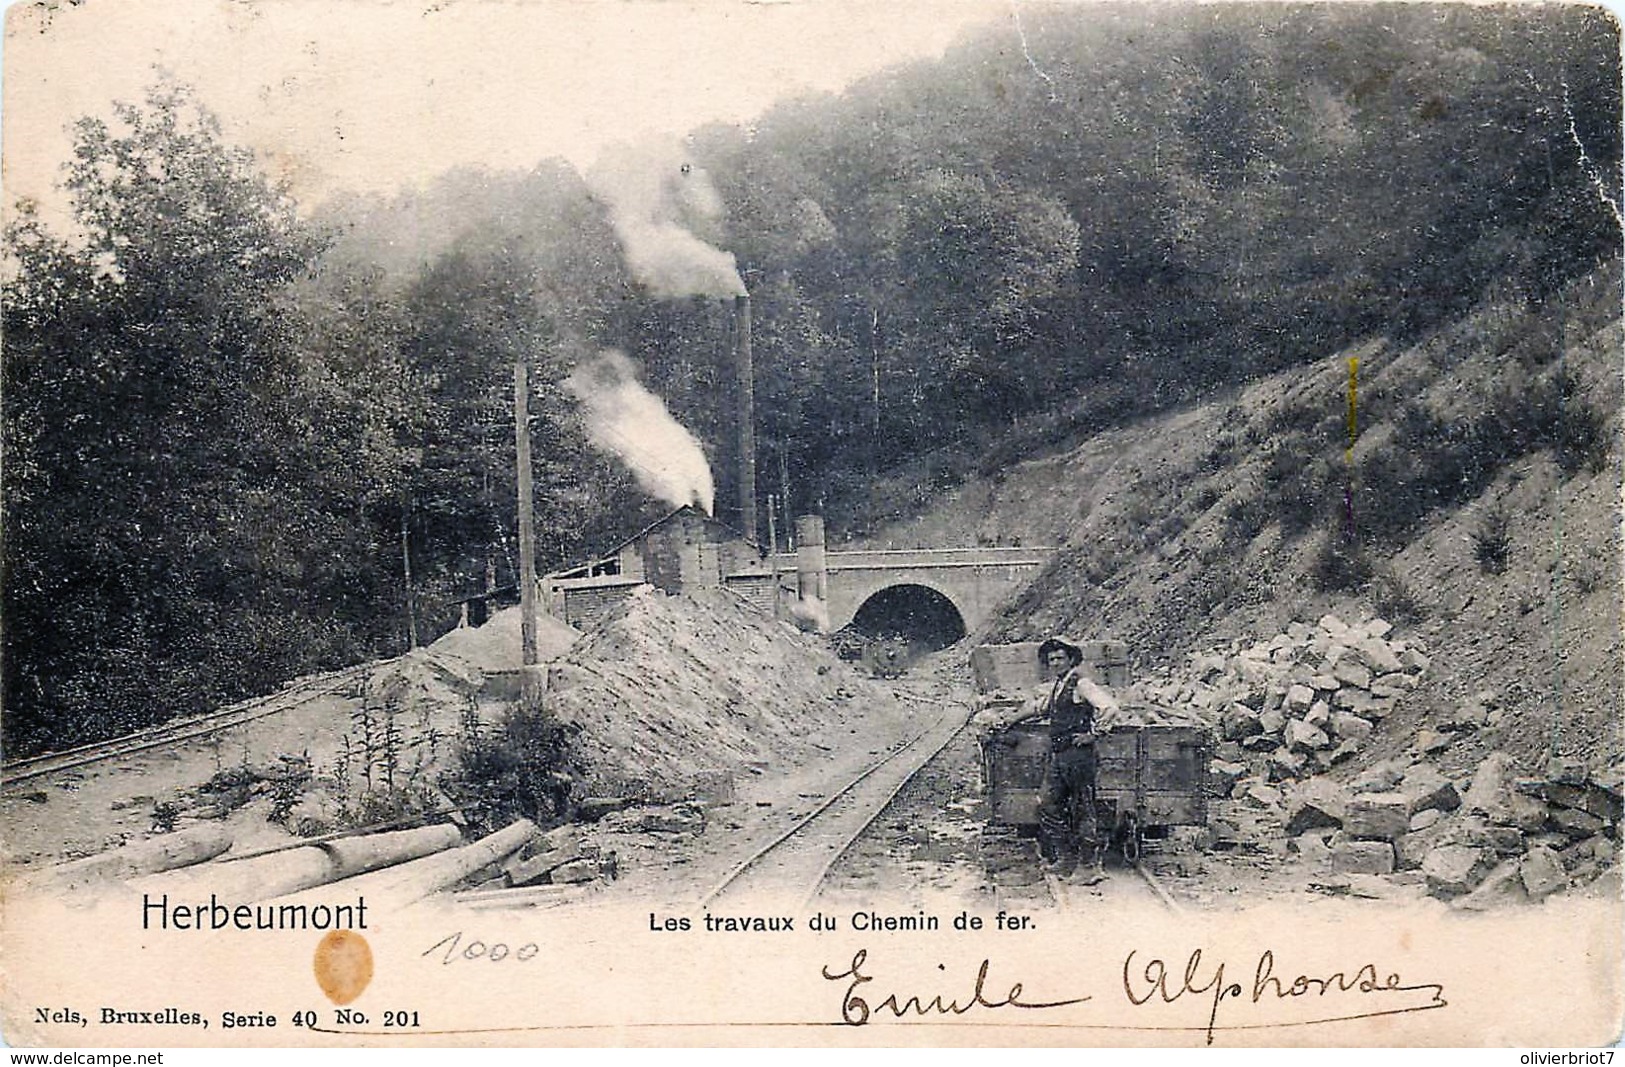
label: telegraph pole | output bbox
[514,355,538,670]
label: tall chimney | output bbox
[794,514,827,603]
[735,293,758,543]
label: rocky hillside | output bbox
[869,258,1622,778]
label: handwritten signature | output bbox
[822,947,1447,1041]
[1124,947,1448,1044]
[821,948,1089,1025]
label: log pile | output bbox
[129,824,464,901]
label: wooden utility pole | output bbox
[400,490,418,650]
[513,356,538,669]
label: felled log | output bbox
[451,882,599,909]
[265,819,537,909]
[130,824,464,901]
[23,823,234,892]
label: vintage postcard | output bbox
[2,0,1621,1050]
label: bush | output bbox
[445,695,578,837]
[1370,566,1426,623]
[1310,532,1374,592]
[1472,508,1512,575]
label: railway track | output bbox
[699,697,973,908]
[1,661,378,790]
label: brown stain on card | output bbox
[313,929,373,1005]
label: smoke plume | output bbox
[587,138,746,299]
[567,350,716,514]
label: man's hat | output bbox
[1037,636,1084,665]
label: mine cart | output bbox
[982,721,1212,861]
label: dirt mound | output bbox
[428,605,580,672]
[546,586,915,798]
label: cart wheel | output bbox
[1121,812,1142,865]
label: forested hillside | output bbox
[4,4,1618,756]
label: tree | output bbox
[3,80,330,753]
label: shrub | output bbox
[1370,566,1426,623]
[1472,508,1512,575]
[445,695,578,838]
[1310,532,1374,592]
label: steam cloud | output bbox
[587,138,746,299]
[567,350,716,514]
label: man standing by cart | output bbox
[1032,635,1120,885]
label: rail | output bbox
[1,661,379,789]
[699,699,971,909]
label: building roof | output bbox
[602,504,759,557]
[543,504,760,581]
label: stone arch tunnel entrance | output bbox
[848,583,967,675]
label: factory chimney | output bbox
[735,293,758,544]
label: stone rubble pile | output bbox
[1277,751,1621,904]
[1137,613,1432,792]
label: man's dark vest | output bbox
[1045,667,1096,739]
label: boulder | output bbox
[1498,792,1552,833]
[1592,762,1624,798]
[635,806,706,834]
[1422,844,1496,897]
[1464,756,1544,828]
[1400,648,1432,672]
[1345,793,1411,841]
[1551,807,1606,838]
[1210,760,1248,794]
[1395,821,1453,871]
[1330,838,1396,875]
[1332,687,1386,716]
[576,797,633,821]
[547,858,601,885]
[1543,782,1623,824]
[1310,673,1341,691]
[1413,730,1452,755]
[1452,817,1525,856]
[1541,756,1587,784]
[1258,707,1288,735]
[1318,613,1351,636]
[1285,778,1348,835]
[1326,740,1362,766]
[1245,782,1284,809]
[1351,760,1409,794]
[1519,846,1568,899]
[1454,858,1530,910]
[1304,700,1331,728]
[1370,673,1416,698]
[1525,831,1571,853]
[1441,703,1489,732]
[1409,808,1445,833]
[1363,618,1394,639]
[1290,831,1334,864]
[1269,750,1308,781]
[1284,684,1315,712]
[1355,637,1404,675]
[1241,734,1282,753]
[1286,719,1332,753]
[1221,702,1263,741]
[1331,712,1374,741]
[1332,661,1373,689]
[1400,764,1462,815]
